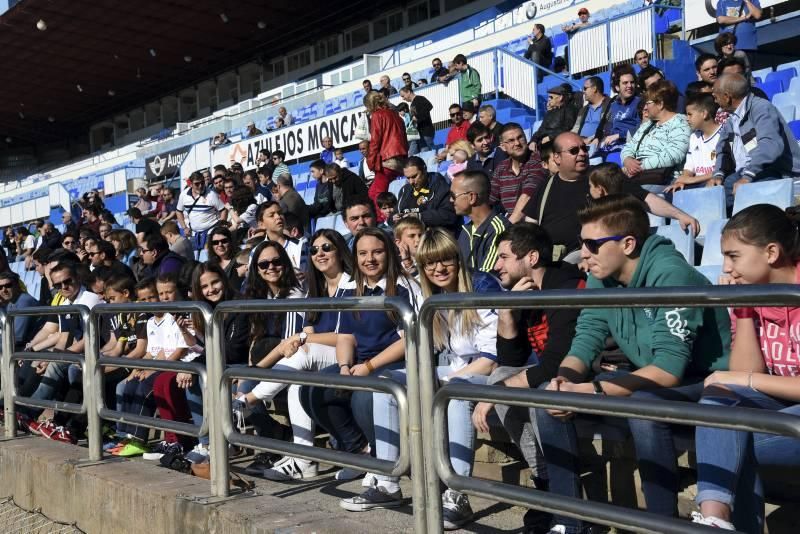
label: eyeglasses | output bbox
[449,191,472,201]
[62,241,75,246]
[52,278,75,291]
[87,251,100,257]
[644,100,656,106]
[310,243,335,255]
[211,238,230,247]
[0,282,15,291]
[192,181,204,187]
[257,258,283,270]
[580,235,626,254]
[450,112,462,118]
[559,145,590,156]
[140,248,153,254]
[422,258,457,271]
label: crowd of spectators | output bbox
[2,5,800,533]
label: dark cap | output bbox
[461,101,477,113]
[547,83,573,96]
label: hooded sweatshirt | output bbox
[569,235,731,379]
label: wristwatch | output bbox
[298,332,308,346]
[591,380,605,395]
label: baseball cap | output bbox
[547,83,573,96]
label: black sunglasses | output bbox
[450,112,462,117]
[560,144,590,156]
[310,243,335,255]
[53,277,75,291]
[257,258,283,270]
[211,238,230,247]
[0,282,15,290]
[580,235,625,254]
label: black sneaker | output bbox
[339,486,404,512]
[244,452,279,476]
[442,489,473,530]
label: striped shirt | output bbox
[176,188,225,232]
[458,213,510,273]
[490,150,547,213]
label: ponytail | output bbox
[723,204,800,261]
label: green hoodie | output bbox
[569,235,730,379]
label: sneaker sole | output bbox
[443,517,472,531]
[142,453,165,461]
[339,499,403,512]
[262,469,318,482]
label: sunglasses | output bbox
[87,251,100,257]
[310,243,335,255]
[63,241,75,246]
[560,145,590,156]
[0,282,15,291]
[52,277,75,291]
[192,182,204,187]
[449,191,472,201]
[580,235,625,254]
[450,112,462,118]
[257,258,283,270]
[211,238,230,247]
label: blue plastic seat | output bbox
[655,224,695,265]
[752,67,773,83]
[757,80,783,101]
[788,77,800,96]
[765,69,795,91]
[732,178,794,215]
[672,186,726,240]
[701,218,728,266]
[776,60,800,77]
[789,120,800,140]
[388,178,406,198]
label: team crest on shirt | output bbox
[417,195,429,206]
[710,150,716,161]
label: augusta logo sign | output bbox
[145,148,191,180]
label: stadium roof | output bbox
[0,0,400,146]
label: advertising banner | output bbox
[145,146,192,180]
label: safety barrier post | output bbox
[208,302,230,498]
[418,309,442,532]
[81,306,102,461]
[1,309,13,438]
[211,296,424,522]
[419,285,800,534]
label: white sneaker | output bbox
[262,456,318,481]
[185,443,210,464]
[362,472,378,488]
[548,526,567,534]
[690,512,735,530]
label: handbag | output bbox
[628,120,674,185]
[354,113,371,141]
[406,123,420,141]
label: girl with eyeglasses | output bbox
[205,227,242,290]
[691,205,800,532]
[339,228,498,527]
[233,229,356,480]
[300,228,421,483]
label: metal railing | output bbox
[209,296,427,533]
[88,302,213,463]
[418,285,800,533]
[2,305,100,452]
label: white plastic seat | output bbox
[700,218,729,266]
[672,186,726,240]
[656,224,695,265]
[732,178,794,215]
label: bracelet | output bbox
[748,372,758,392]
[365,360,375,373]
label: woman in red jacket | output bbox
[364,91,408,222]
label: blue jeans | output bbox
[408,135,435,156]
[26,361,70,418]
[116,372,160,441]
[696,384,800,534]
[185,375,208,446]
[535,372,704,533]
[300,363,403,454]
[374,367,487,482]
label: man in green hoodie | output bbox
[534,194,731,534]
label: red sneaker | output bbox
[46,427,77,445]
[27,419,55,436]
[39,422,63,439]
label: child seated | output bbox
[665,94,722,193]
[334,148,348,169]
[588,163,626,199]
[376,192,398,231]
[447,149,469,182]
[394,217,425,278]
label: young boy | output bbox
[665,93,722,192]
[394,217,425,278]
[334,148,348,169]
[540,145,559,178]
[160,220,194,262]
[376,192,398,230]
[588,163,626,199]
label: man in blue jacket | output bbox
[395,156,460,234]
[711,73,800,207]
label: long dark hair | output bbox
[305,229,354,323]
[246,240,301,340]
[352,227,405,297]
[206,226,236,262]
[724,204,800,262]
[190,262,237,336]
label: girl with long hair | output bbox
[205,227,242,290]
[692,204,800,532]
[233,229,357,480]
[339,228,498,528]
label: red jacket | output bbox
[367,108,409,172]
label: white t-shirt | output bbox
[146,313,201,362]
[176,188,225,232]
[22,235,35,252]
[439,308,498,372]
[684,127,721,177]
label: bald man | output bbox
[711,73,800,206]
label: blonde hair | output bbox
[448,139,475,158]
[394,217,425,242]
[415,228,482,350]
[363,91,390,113]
